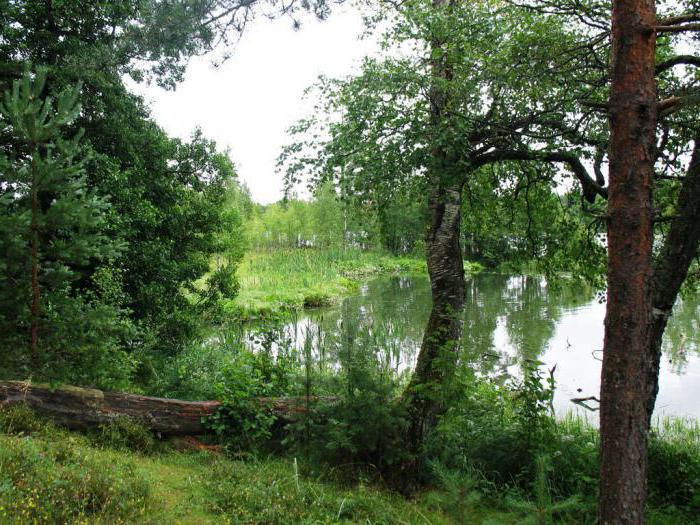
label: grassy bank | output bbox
[0,432,454,524]
[225,248,484,319]
[223,248,430,319]
[0,407,489,524]
[0,405,696,524]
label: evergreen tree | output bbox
[0,71,131,386]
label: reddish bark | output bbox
[599,1,657,523]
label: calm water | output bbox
[243,274,700,420]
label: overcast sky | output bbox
[128,8,378,204]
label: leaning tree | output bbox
[281,0,612,451]
[284,2,700,503]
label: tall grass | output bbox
[0,406,454,524]
[226,248,429,318]
[203,457,452,524]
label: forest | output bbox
[0,0,699,523]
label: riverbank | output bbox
[0,406,499,524]
[223,249,431,319]
[0,406,695,524]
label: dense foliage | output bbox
[0,3,247,386]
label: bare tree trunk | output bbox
[29,152,40,368]
[599,1,657,523]
[646,139,700,424]
[405,182,465,448]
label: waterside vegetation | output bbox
[1,0,699,522]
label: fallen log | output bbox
[0,381,328,435]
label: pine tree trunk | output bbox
[599,1,657,523]
[29,151,40,367]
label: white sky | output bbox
[128,8,378,204]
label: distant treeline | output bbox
[242,183,426,255]
[240,178,591,273]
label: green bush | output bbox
[284,329,410,483]
[149,326,246,400]
[92,416,157,454]
[287,383,409,479]
[427,370,532,486]
[0,404,51,436]
[203,345,298,454]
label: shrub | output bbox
[204,346,298,454]
[92,416,157,454]
[427,362,597,503]
[284,327,410,483]
[149,321,253,400]
[0,404,51,436]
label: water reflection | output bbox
[240,274,700,420]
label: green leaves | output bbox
[204,349,293,453]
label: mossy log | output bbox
[0,381,324,435]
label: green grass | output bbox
[0,406,455,524]
[1,406,697,524]
[0,428,527,525]
[224,248,431,319]
[0,432,151,524]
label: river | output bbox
[238,273,700,421]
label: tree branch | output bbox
[653,139,700,310]
[656,13,700,26]
[646,139,700,419]
[656,55,700,74]
[656,23,700,33]
[471,149,608,202]
[658,93,700,117]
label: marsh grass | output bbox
[224,248,430,318]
